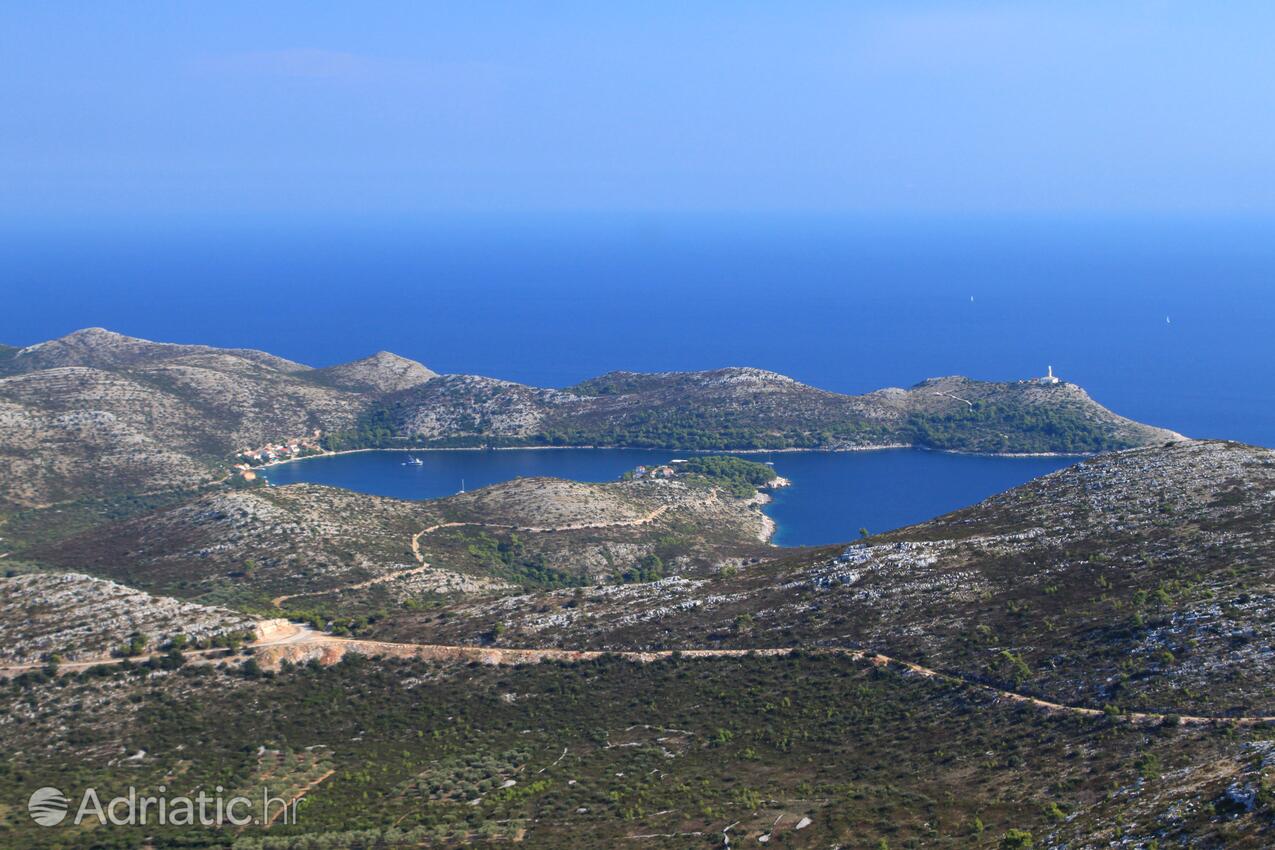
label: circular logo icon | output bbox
[28,786,69,826]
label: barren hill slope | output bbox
[311,350,437,393]
[0,571,255,665]
[0,330,430,507]
[27,471,774,612]
[3,327,308,374]
[375,440,1275,717]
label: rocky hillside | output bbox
[2,326,307,374]
[0,571,255,665]
[343,366,1181,455]
[25,486,435,608]
[0,329,433,507]
[26,472,774,614]
[311,350,438,393]
[373,440,1275,717]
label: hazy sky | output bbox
[5,2,1275,216]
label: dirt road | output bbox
[6,620,1272,726]
[247,627,1275,728]
[271,504,676,608]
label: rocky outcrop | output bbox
[0,331,369,507]
[311,351,437,394]
[0,571,254,664]
[6,327,306,375]
[386,374,580,439]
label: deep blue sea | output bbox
[4,213,1273,542]
[4,213,1274,446]
[260,448,1075,547]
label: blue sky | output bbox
[4,2,1275,216]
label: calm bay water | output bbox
[261,448,1076,546]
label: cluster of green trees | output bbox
[620,553,664,583]
[277,605,384,636]
[465,532,588,589]
[906,402,1128,454]
[319,394,1122,455]
[677,455,778,496]
[108,628,256,659]
[321,398,902,452]
[534,402,909,450]
[536,417,831,451]
[321,406,402,451]
[564,374,657,396]
[113,631,149,657]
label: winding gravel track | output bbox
[5,620,1274,726]
[249,626,1275,728]
[270,504,675,608]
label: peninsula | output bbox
[0,328,1180,509]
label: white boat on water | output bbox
[402,454,423,466]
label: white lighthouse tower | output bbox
[1039,365,1060,385]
